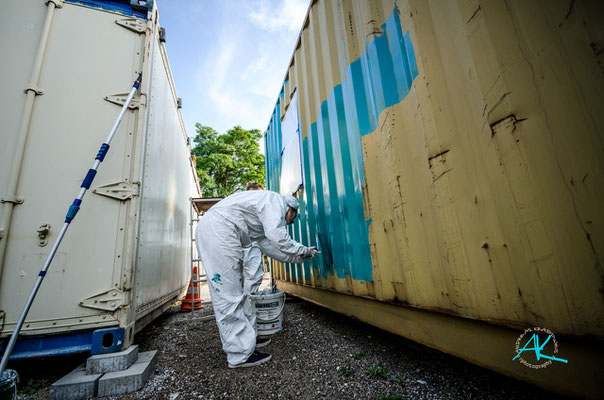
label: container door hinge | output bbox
[24,85,44,95]
[1,194,24,204]
[93,181,139,201]
[104,93,144,109]
[46,0,64,8]
[115,17,146,34]
[79,289,124,311]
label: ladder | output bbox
[188,197,223,312]
[189,198,205,314]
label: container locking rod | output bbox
[0,74,142,374]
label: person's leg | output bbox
[249,256,265,295]
[196,214,256,366]
[242,244,265,335]
[243,243,264,294]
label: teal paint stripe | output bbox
[308,123,331,280]
[265,102,283,192]
[332,84,370,281]
[292,214,303,281]
[301,140,319,275]
[317,97,342,275]
[297,195,312,281]
[285,223,293,280]
[264,4,418,283]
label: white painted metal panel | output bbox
[0,0,47,193]
[0,1,144,336]
[134,29,191,319]
[0,0,197,349]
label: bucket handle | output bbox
[255,293,286,321]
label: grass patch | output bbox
[380,394,403,400]
[18,378,42,396]
[337,365,357,377]
[440,375,456,395]
[365,364,388,380]
[350,352,366,360]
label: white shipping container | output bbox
[0,0,199,357]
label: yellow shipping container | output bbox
[264,0,604,397]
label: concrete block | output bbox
[49,363,101,400]
[86,344,138,374]
[97,350,158,397]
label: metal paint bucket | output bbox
[251,289,285,335]
[0,369,18,400]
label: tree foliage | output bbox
[192,124,265,197]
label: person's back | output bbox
[206,190,304,254]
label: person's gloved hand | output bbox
[302,246,320,258]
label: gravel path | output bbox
[17,292,566,399]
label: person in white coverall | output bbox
[196,190,318,368]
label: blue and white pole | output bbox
[0,74,142,374]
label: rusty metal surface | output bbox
[265,0,604,340]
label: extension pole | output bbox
[0,74,142,374]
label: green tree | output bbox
[192,124,265,197]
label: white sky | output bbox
[155,0,310,149]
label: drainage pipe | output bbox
[0,0,63,282]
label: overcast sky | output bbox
[155,0,309,146]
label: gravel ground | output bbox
[15,292,566,400]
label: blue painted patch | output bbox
[265,103,283,192]
[264,4,418,283]
[0,327,124,359]
[91,327,125,355]
[64,0,149,19]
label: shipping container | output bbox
[264,0,604,397]
[0,0,199,358]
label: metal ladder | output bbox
[188,199,205,313]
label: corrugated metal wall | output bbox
[265,0,604,340]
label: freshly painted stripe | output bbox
[265,4,418,283]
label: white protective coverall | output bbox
[196,190,314,365]
[242,243,264,334]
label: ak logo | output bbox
[512,327,568,369]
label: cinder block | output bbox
[86,344,138,374]
[97,350,158,397]
[49,363,101,400]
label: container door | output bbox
[0,1,145,338]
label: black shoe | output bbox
[228,351,272,368]
[255,337,271,348]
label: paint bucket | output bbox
[0,369,18,400]
[251,289,285,335]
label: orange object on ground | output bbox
[181,266,203,311]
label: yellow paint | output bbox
[269,0,604,396]
[360,0,604,337]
